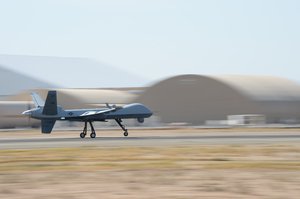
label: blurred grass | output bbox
[0,144,300,172]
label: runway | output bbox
[1,129,300,149]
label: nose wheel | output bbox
[123,130,128,137]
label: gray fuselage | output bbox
[26,103,152,122]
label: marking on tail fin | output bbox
[42,91,58,115]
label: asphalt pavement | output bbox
[1,130,300,149]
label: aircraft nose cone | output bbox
[22,110,32,116]
[144,106,153,116]
[140,105,153,117]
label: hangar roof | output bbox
[212,75,300,101]
[142,74,300,102]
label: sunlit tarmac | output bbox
[1,128,300,149]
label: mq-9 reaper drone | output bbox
[22,91,153,138]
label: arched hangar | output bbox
[135,75,300,125]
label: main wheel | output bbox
[123,131,128,137]
[80,132,86,138]
[90,132,96,139]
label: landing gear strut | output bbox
[80,119,129,138]
[80,121,96,139]
[80,121,87,138]
[89,121,96,138]
[115,118,129,137]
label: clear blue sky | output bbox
[0,0,299,83]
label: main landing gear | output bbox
[79,119,129,138]
[80,121,96,139]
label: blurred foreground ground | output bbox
[0,128,299,198]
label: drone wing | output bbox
[78,108,117,118]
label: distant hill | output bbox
[0,55,148,89]
[0,65,55,96]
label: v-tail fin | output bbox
[41,119,56,134]
[31,92,45,108]
[42,91,58,115]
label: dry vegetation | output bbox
[0,144,300,198]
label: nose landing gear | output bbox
[115,119,129,137]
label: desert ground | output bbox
[0,128,299,198]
